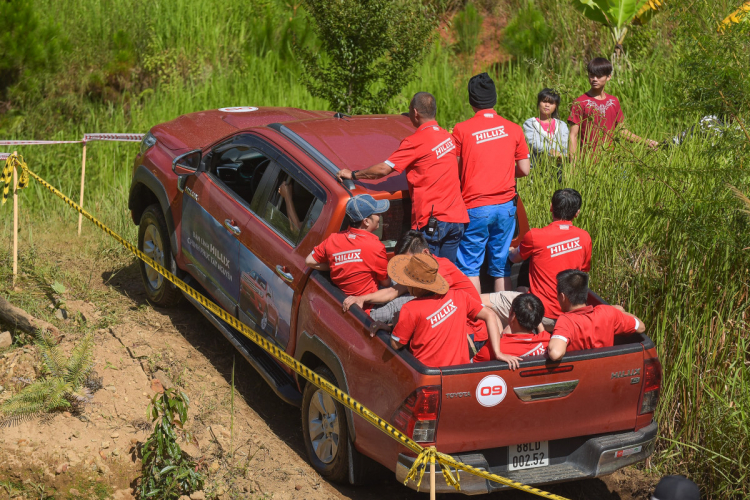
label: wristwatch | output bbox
[351,170,358,180]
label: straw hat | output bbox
[387,254,449,295]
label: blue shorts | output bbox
[457,201,517,277]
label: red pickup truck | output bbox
[129,107,660,493]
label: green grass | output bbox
[1,0,749,498]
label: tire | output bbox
[137,204,182,307]
[301,367,350,483]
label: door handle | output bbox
[275,265,293,282]
[224,219,241,236]
[513,380,579,402]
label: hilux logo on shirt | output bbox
[432,138,456,159]
[472,126,508,144]
[332,249,362,266]
[521,343,547,357]
[547,237,582,258]
[426,299,458,328]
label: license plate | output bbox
[508,441,549,471]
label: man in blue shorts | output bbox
[452,73,531,292]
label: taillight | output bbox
[392,386,440,444]
[639,358,662,415]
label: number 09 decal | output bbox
[476,375,508,407]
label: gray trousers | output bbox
[369,295,416,324]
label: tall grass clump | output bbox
[453,2,484,55]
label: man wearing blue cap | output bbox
[306,195,412,322]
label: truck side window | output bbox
[261,169,323,245]
[205,141,272,208]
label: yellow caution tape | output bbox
[6,157,570,500]
[1,153,29,204]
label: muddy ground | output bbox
[0,226,659,499]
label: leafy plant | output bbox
[502,1,552,61]
[138,388,204,500]
[294,0,438,114]
[0,331,99,426]
[453,2,484,55]
[571,0,649,50]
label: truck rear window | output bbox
[342,198,412,252]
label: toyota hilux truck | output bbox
[128,106,661,494]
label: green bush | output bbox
[295,0,438,114]
[0,0,61,97]
[453,2,483,55]
[502,1,552,61]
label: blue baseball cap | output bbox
[346,194,390,223]
[652,476,700,500]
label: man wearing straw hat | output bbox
[388,253,521,369]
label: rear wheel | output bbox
[137,204,182,307]
[302,367,349,483]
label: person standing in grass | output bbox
[452,73,531,293]
[523,88,569,183]
[568,58,659,158]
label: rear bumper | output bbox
[395,421,657,495]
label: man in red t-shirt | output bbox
[547,270,645,361]
[388,253,520,369]
[306,194,397,318]
[474,293,550,362]
[343,230,489,356]
[481,189,591,332]
[336,92,468,263]
[569,58,658,156]
[452,73,531,292]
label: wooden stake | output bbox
[430,455,436,500]
[12,150,18,287]
[78,142,87,236]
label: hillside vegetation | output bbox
[1,0,749,498]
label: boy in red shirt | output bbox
[388,253,520,369]
[569,57,658,157]
[482,188,592,331]
[452,73,530,293]
[474,293,550,362]
[547,270,645,361]
[336,92,468,263]
[307,194,410,322]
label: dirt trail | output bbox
[0,229,657,499]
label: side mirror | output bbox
[172,149,201,192]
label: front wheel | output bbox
[137,204,182,307]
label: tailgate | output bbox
[437,344,645,453]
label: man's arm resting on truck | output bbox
[305,253,329,271]
[547,337,568,362]
[612,305,647,333]
[477,307,521,370]
[337,162,393,182]
[342,284,407,312]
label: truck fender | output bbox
[295,331,356,442]
[128,165,178,258]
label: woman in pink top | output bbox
[522,88,569,183]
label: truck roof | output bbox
[281,115,413,194]
[152,107,413,195]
